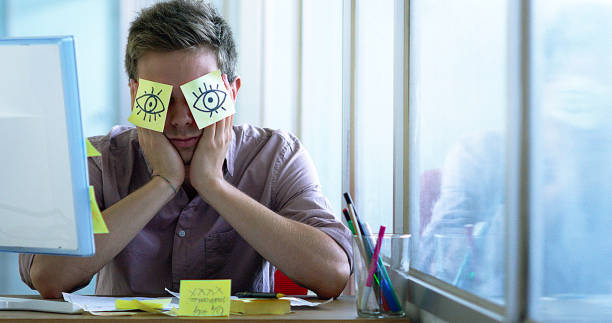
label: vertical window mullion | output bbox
[341,0,355,199]
[393,0,408,234]
[505,0,530,321]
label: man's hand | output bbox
[189,74,235,195]
[137,127,185,189]
[189,114,233,196]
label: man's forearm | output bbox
[30,177,175,298]
[197,179,350,299]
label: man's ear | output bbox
[128,79,138,110]
[230,76,241,101]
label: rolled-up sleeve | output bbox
[272,136,353,272]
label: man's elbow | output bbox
[30,268,64,299]
[314,261,351,299]
[30,261,90,299]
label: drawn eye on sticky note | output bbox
[128,79,172,132]
[180,70,235,130]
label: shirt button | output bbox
[178,230,186,237]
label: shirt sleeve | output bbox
[18,150,104,291]
[271,134,354,272]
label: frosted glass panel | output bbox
[409,0,507,304]
[353,0,394,231]
[529,0,612,320]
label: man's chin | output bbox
[178,149,195,165]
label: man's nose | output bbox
[168,101,195,128]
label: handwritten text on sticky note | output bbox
[128,79,173,132]
[180,70,235,130]
[178,280,231,316]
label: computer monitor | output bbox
[0,36,94,256]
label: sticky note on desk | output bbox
[178,280,231,316]
[128,79,172,132]
[115,298,171,313]
[89,186,108,234]
[180,70,235,130]
[86,139,101,157]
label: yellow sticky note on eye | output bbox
[178,280,231,316]
[128,79,172,132]
[89,186,109,234]
[85,138,101,157]
[180,70,235,129]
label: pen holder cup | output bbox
[353,233,409,318]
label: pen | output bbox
[342,208,356,234]
[343,192,402,313]
[366,225,386,288]
[360,225,386,306]
[235,292,284,299]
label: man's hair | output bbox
[125,0,237,82]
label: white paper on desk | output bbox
[164,288,330,308]
[281,297,333,307]
[62,292,179,312]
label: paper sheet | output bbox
[180,70,235,130]
[62,292,177,313]
[281,297,333,307]
[165,288,331,308]
[89,186,108,234]
[128,79,172,132]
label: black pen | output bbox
[235,292,284,299]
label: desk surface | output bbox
[0,296,407,322]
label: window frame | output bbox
[342,0,534,321]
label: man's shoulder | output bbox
[87,125,140,168]
[233,124,301,154]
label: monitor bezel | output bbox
[0,36,95,256]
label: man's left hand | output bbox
[189,74,235,195]
[189,114,233,195]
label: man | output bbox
[19,0,352,299]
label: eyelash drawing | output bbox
[135,87,166,122]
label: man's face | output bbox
[131,48,219,164]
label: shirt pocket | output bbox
[204,228,239,277]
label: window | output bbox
[528,0,612,320]
[3,0,120,137]
[395,0,612,321]
[351,0,395,231]
[409,0,507,304]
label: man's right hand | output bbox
[137,127,185,189]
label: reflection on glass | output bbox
[409,0,507,303]
[529,1,612,320]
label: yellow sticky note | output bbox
[180,70,235,129]
[178,280,231,317]
[115,298,171,313]
[85,138,101,157]
[89,186,109,234]
[128,79,172,132]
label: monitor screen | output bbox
[0,36,94,256]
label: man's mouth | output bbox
[168,136,199,148]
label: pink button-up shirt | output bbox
[19,124,352,296]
